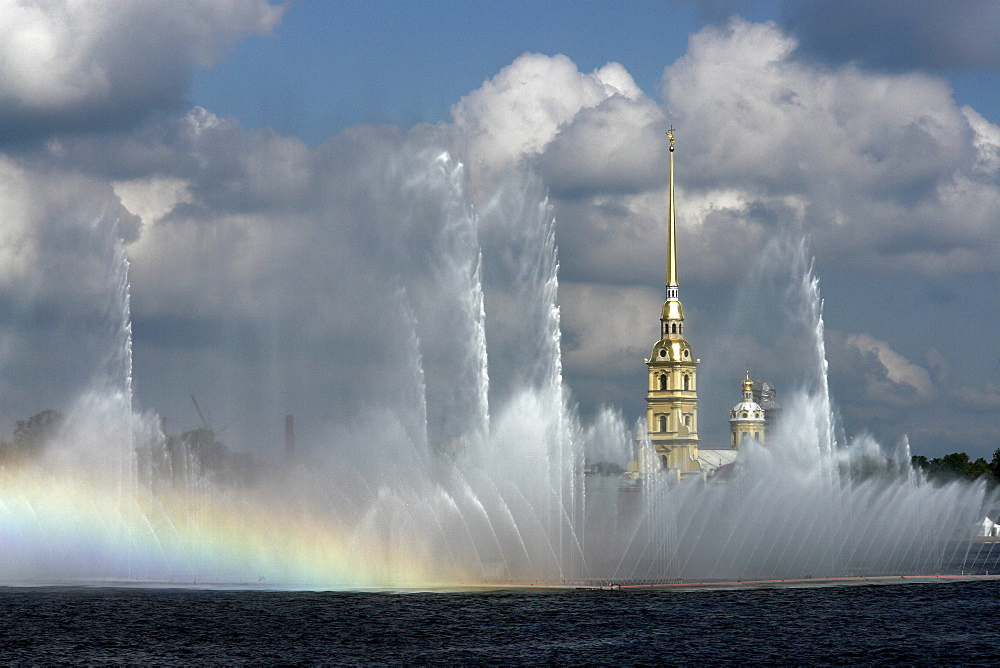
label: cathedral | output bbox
[638,130,778,480]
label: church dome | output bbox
[730,370,765,422]
[730,400,765,422]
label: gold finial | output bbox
[666,126,675,152]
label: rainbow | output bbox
[0,463,468,589]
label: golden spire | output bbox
[666,127,677,295]
[660,127,683,325]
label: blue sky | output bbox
[190,1,999,143]
[2,0,1000,460]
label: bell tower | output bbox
[645,129,700,473]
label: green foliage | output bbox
[912,450,997,484]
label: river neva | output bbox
[3,580,999,664]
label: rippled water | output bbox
[3,580,1000,664]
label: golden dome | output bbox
[650,338,692,362]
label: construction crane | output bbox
[190,395,240,437]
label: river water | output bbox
[2,579,999,664]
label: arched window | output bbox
[660,455,669,469]
[742,411,748,418]
[684,415,691,427]
[754,431,760,440]
[671,323,677,334]
[732,433,737,446]
[658,415,667,432]
[659,374,666,391]
[683,375,689,391]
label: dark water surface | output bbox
[2,580,999,664]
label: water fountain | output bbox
[0,152,996,590]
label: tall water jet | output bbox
[0,149,996,589]
[610,232,995,583]
[407,152,490,450]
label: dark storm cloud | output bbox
[782,0,1000,70]
[0,1,283,145]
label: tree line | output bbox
[911,450,1000,484]
[0,409,257,485]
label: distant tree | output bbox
[912,451,996,484]
[3,410,65,460]
[179,427,229,473]
[149,426,257,486]
[991,448,1000,480]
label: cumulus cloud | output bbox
[0,157,139,420]
[4,13,1000,460]
[451,54,644,197]
[656,18,1000,280]
[0,0,284,141]
[560,283,658,376]
[537,94,668,198]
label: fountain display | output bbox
[0,153,997,590]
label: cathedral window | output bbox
[658,415,667,432]
[659,374,666,390]
[683,375,689,391]
[684,415,691,427]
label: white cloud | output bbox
[451,53,643,197]
[653,18,1000,283]
[0,0,284,138]
[560,283,658,375]
[538,94,667,197]
[845,333,932,399]
[4,15,1000,458]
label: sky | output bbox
[1,0,1000,460]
